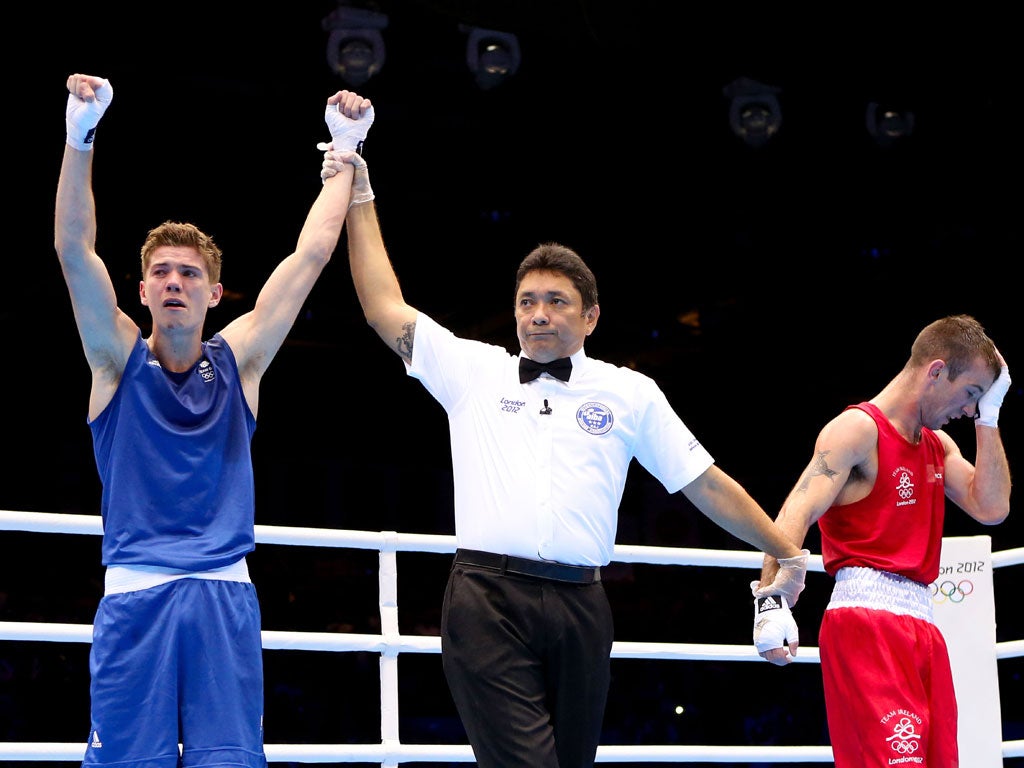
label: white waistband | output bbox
[104,558,250,596]
[826,566,933,623]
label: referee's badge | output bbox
[576,402,613,435]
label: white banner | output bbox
[931,535,1002,767]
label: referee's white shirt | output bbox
[407,312,714,566]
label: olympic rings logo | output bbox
[886,717,922,754]
[930,579,973,604]
[895,472,914,500]
[890,737,921,754]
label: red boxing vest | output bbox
[818,402,946,585]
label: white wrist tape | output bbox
[977,363,1011,427]
[324,102,375,153]
[752,593,799,654]
[66,78,114,151]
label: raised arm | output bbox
[54,74,139,416]
[220,91,372,398]
[326,154,419,363]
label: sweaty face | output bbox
[922,356,995,430]
[515,270,598,362]
[139,245,222,332]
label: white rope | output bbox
[2,509,1021,764]
[0,510,838,567]
[8,622,1024,664]
[2,741,1022,763]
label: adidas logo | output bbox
[91,730,103,749]
[757,595,782,614]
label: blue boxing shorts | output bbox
[82,577,267,768]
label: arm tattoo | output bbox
[395,321,415,362]
[796,450,838,493]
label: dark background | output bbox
[2,2,1021,766]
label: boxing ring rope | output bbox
[2,509,1023,765]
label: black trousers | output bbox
[440,555,614,768]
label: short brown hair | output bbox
[908,314,1000,381]
[140,221,223,283]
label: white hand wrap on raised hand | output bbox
[977,361,1011,427]
[322,101,375,153]
[66,77,113,151]
[752,549,810,607]
[752,592,799,656]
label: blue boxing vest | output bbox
[89,332,257,570]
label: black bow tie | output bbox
[519,356,572,383]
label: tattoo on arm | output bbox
[395,321,415,362]
[797,450,838,493]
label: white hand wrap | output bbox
[323,102,375,153]
[66,78,113,151]
[752,549,810,607]
[977,362,1011,427]
[752,593,799,655]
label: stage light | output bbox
[462,25,520,90]
[322,2,388,87]
[724,77,782,148]
[866,102,915,148]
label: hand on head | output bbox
[977,349,1011,428]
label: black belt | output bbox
[454,548,601,584]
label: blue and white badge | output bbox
[576,402,613,435]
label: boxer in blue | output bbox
[56,73,373,768]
